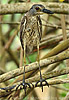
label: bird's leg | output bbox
[35,40,49,92]
[16,39,34,95]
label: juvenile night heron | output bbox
[16,4,54,94]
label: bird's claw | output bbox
[16,82,34,95]
[35,79,49,92]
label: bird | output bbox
[16,4,54,94]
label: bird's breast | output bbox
[24,16,39,46]
[23,16,40,53]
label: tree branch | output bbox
[0,50,69,83]
[0,2,69,15]
[0,68,69,98]
[18,78,69,100]
[41,39,69,59]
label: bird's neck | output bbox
[26,11,33,17]
[26,11,40,18]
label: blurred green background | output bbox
[0,0,69,100]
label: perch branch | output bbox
[18,78,69,100]
[0,68,69,98]
[0,50,69,83]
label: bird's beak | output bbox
[41,8,54,14]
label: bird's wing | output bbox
[37,16,42,41]
[20,15,27,49]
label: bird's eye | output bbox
[35,7,40,10]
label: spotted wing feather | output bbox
[37,16,42,41]
[20,15,27,49]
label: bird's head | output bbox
[29,4,54,16]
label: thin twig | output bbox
[50,14,69,24]
[0,22,20,25]
[5,26,20,50]
[42,24,69,30]
[1,34,19,67]
[0,21,69,30]
[61,15,67,40]
[61,15,69,78]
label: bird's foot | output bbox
[16,82,34,95]
[35,79,49,92]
